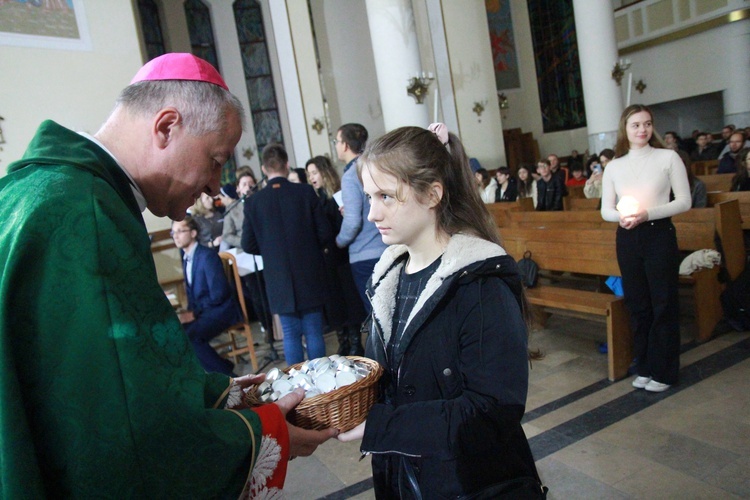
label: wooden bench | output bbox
[563,197,600,211]
[697,173,733,193]
[691,159,719,176]
[708,191,750,230]
[486,198,534,227]
[496,201,744,381]
[149,229,187,308]
[567,185,585,199]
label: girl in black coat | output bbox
[337,124,545,498]
[305,156,367,356]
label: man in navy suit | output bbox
[172,217,242,376]
[242,144,333,364]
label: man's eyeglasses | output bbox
[170,229,191,237]
[331,139,339,146]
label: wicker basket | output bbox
[245,356,383,432]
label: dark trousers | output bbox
[184,312,235,376]
[243,271,272,339]
[351,258,380,313]
[616,218,681,384]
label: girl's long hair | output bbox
[358,126,501,246]
[305,156,340,198]
[614,104,666,158]
[516,164,534,198]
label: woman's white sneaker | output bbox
[644,380,671,392]
[632,376,651,389]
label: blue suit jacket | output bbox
[183,243,242,324]
[241,177,333,314]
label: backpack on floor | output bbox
[720,264,750,331]
[517,251,539,289]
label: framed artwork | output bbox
[0,0,92,51]
[486,0,521,91]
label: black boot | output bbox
[348,327,364,356]
[336,329,350,356]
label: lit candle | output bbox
[616,196,639,217]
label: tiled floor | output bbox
[232,296,750,499]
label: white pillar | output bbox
[365,0,430,131]
[572,0,623,154]
[722,19,750,127]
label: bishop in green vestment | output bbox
[0,53,336,498]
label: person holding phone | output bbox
[584,148,615,198]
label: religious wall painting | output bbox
[485,0,521,91]
[0,0,91,51]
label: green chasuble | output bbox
[0,121,267,497]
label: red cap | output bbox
[130,53,229,90]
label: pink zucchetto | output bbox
[130,53,229,90]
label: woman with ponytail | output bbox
[337,124,545,498]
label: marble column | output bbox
[572,0,623,154]
[722,18,750,127]
[365,0,430,131]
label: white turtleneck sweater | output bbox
[601,145,691,223]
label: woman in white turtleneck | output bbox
[601,104,691,394]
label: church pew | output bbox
[496,201,744,380]
[563,197,600,211]
[697,173,733,193]
[707,191,750,230]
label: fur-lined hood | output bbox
[367,233,520,352]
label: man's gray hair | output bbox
[115,80,245,135]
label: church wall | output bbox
[309,0,385,157]
[0,2,144,178]
[439,0,506,168]
[488,0,590,159]
[620,20,742,120]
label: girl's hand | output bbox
[619,209,648,230]
[337,421,365,442]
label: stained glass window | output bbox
[233,0,283,152]
[184,0,220,71]
[527,0,586,132]
[136,0,166,61]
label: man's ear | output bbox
[428,181,444,208]
[153,107,181,149]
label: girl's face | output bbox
[237,175,255,197]
[306,164,322,189]
[599,155,610,166]
[288,171,300,183]
[625,110,653,149]
[518,168,529,181]
[362,163,438,249]
[200,192,214,211]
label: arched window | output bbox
[135,0,166,61]
[233,0,283,151]
[184,0,220,70]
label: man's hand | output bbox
[233,373,266,389]
[337,421,365,442]
[178,310,195,324]
[275,389,339,457]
